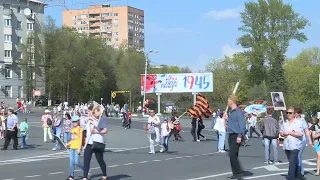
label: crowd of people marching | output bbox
[1,94,320,180]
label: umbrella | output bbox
[244,104,267,114]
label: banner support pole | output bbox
[156,93,161,116]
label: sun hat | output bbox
[71,115,80,122]
[44,109,50,113]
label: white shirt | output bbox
[148,115,160,131]
[214,117,226,132]
[161,122,170,137]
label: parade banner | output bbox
[141,73,213,93]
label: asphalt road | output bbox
[0,110,319,180]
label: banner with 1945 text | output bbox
[141,73,213,93]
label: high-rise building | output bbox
[62,4,144,50]
[0,0,45,106]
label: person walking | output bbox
[83,104,107,180]
[261,109,279,164]
[280,107,304,180]
[224,95,246,179]
[52,114,63,151]
[214,112,226,153]
[310,118,320,175]
[41,109,53,143]
[249,113,261,138]
[2,108,19,150]
[146,109,161,154]
[295,107,312,178]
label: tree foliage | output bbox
[238,0,309,92]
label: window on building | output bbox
[114,13,118,16]
[4,50,12,58]
[72,16,76,20]
[4,35,11,42]
[17,36,22,44]
[17,7,22,14]
[27,23,34,30]
[31,53,35,60]
[18,86,23,98]
[79,14,88,18]
[114,38,119,42]
[5,68,12,78]
[19,52,23,59]
[3,4,11,9]
[27,38,34,45]
[17,21,22,29]
[4,86,12,97]
[114,25,118,29]
[114,32,119,36]
[32,72,36,80]
[114,19,118,23]
[18,70,23,79]
[4,19,11,27]
[72,22,76,26]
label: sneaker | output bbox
[197,139,200,142]
[149,151,155,154]
[88,169,91,178]
[264,161,272,164]
[160,149,164,153]
[220,150,226,153]
[274,161,281,164]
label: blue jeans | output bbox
[218,131,226,150]
[64,132,71,143]
[264,138,278,162]
[21,135,27,147]
[162,136,169,151]
[298,140,307,175]
[69,149,83,176]
[54,128,62,149]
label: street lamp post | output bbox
[140,50,158,116]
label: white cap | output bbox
[45,109,50,113]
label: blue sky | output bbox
[44,0,320,72]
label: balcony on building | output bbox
[89,14,100,20]
[3,57,13,65]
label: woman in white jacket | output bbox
[160,118,171,153]
[214,112,226,153]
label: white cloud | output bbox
[203,8,241,20]
[191,53,211,72]
[147,24,192,35]
[222,44,244,57]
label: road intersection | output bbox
[0,110,318,179]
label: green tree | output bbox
[238,0,309,92]
[285,48,320,111]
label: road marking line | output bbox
[185,158,317,179]
[138,161,148,164]
[152,159,161,162]
[243,172,286,179]
[2,179,15,180]
[123,163,134,165]
[25,175,41,178]
[108,165,119,167]
[184,156,192,158]
[164,158,173,160]
[48,172,64,175]
[175,157,183,159]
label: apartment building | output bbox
[63,4,144,50]
[0,0,45,106]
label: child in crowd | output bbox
[66,115,84,180]
[160,117,171,153]
[127,111,132,129]
[19,118,29,148]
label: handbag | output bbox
[176,124,182,131]
[149,122,156,134]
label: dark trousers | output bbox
[285,149,300,180]
[122,113,127,127]
[228,133,243,175]
[126,119,131,129]
[197,127,205,139]
[3,129,18,150]
[191,124,197,141]
[250,126,260,138]
[83,144,107,178]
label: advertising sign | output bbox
[33,89,41,96]
[141,73,213,93]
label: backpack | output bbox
[47,118,52,126]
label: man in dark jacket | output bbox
[261,109,279,164]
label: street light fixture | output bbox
[140,49,158,116]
